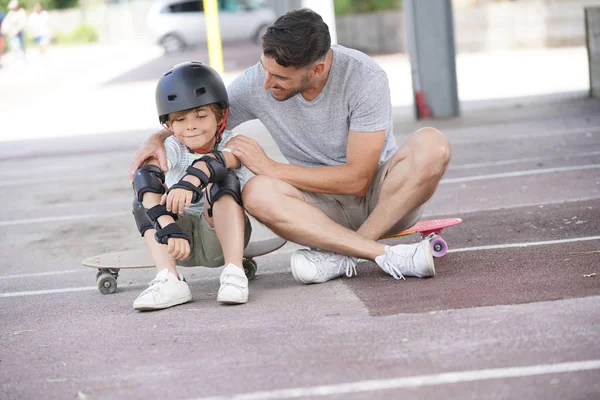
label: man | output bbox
[131,8,451,284]
[1,0,26,60]
[0,9,5,67]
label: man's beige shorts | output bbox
[175,212,252,268]
[300,157,422,235]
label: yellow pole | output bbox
[202,0,224,74]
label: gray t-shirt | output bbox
[164,129,247,216]
[227,45,398,168]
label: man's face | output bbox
[260,55,312,101]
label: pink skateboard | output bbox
[381,218,463,257]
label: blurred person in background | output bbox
[28,2,50,55]
[1,0,26,60]
[0,9,5,67]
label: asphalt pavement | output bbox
[0,42,599,399]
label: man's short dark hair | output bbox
[261,8,331,68]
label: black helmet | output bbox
[156,61,228,125]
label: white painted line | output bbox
[0,269,81,280]
[2,237,598,298]
[450,126,600,145]
[0,276,218,298]
[0,212,129,227]
[0,173,128,187]
[449,151,600,170]
[191,359,600,400]
[0,286,98,298]
[441,164,600,184]
[448,236,600,253]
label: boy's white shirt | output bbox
[164,130,247,216]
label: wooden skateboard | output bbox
[82,236,287,294]
[381,218,463,257]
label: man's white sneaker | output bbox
[375,241,435,280]
[133,269,192,311]
[291,249,358,284]
[217,263,249,304]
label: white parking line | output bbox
[450,126,600,145]
[441,164,600,184]
[0,286,98,297]
[449,151,600,170]
[0,212,129,227]
[1,236,598,298]
[190,359,600,400]
[448,236,600,253]
[0,269,81,280]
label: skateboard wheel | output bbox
[242,258,257,281]
[97,273,118,294]
[430,238,448,258]
[96,268,119,280]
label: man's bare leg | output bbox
[358,127,451,240]
[243,175,385,260]
[243,127,450,259]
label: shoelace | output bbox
[382,244,421,280]
[305,251,358,278]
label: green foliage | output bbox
[334,0,402,16]
[50,0,77,9]
[53,24,97,44]
[0,0,77,11]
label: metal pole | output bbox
[203,0,224,73]
[405,0,459,119]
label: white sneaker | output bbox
[133,269,192,311]
[375,241,435,280]
[291,249,358,284]
[217,263,249,304]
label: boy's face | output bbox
[168,106,221,150]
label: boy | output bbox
[131,61,252,311]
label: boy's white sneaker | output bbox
[133,269,192,311]
[217,263,248,304]
[375,241,435,280]
[291,249,358,284]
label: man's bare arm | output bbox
[129,129,172,179]
[230,130,386,196]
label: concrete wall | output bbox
[336,11,405,54]
[587,7,600,97]
[46,1,154,45]
[46,0,595,50]
[336,0,594,54]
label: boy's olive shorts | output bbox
[175,212,252,268]
[300,156,423,235]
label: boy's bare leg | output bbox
[207,195,249,304]
[141,191,182,278]
[205,196,245,269]
[142,231,179,276]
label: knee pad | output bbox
[132,197,153,237]
[207,170,242,217]
[132,164,165,202]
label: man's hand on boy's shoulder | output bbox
[227,135,276,176]
[129,129,171,180]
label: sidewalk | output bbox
[0,44,591,142]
